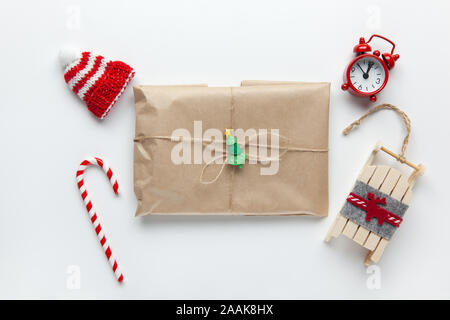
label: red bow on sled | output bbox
[347,192,403,227]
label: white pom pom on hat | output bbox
[58,47,81,69]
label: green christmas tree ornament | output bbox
[225,129,246,168]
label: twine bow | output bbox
[200,132,290,184]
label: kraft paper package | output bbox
[133,81,330,216]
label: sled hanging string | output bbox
[342,103,423,173]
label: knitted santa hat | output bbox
[59,48,135,119]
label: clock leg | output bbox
[341,83,349,91]
[370,95,377,102]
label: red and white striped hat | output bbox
[60,49,135,119]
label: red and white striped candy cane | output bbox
[76,157,123,282]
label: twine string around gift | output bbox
[342,103,412,163]
[134,132,328,184]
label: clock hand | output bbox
[365,62,375,76]
[356,63,365,74]
[357,63,369,79]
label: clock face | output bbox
[348,56,387,94]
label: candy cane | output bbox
[76,157,123,282]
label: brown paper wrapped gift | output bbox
[133,81,330,216]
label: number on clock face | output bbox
[349,56,386,94]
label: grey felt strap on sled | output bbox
[340,180,409,240]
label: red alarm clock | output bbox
[341,34,399,102]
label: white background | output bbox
[1,0,449,299]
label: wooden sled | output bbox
[325,142,425,265]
